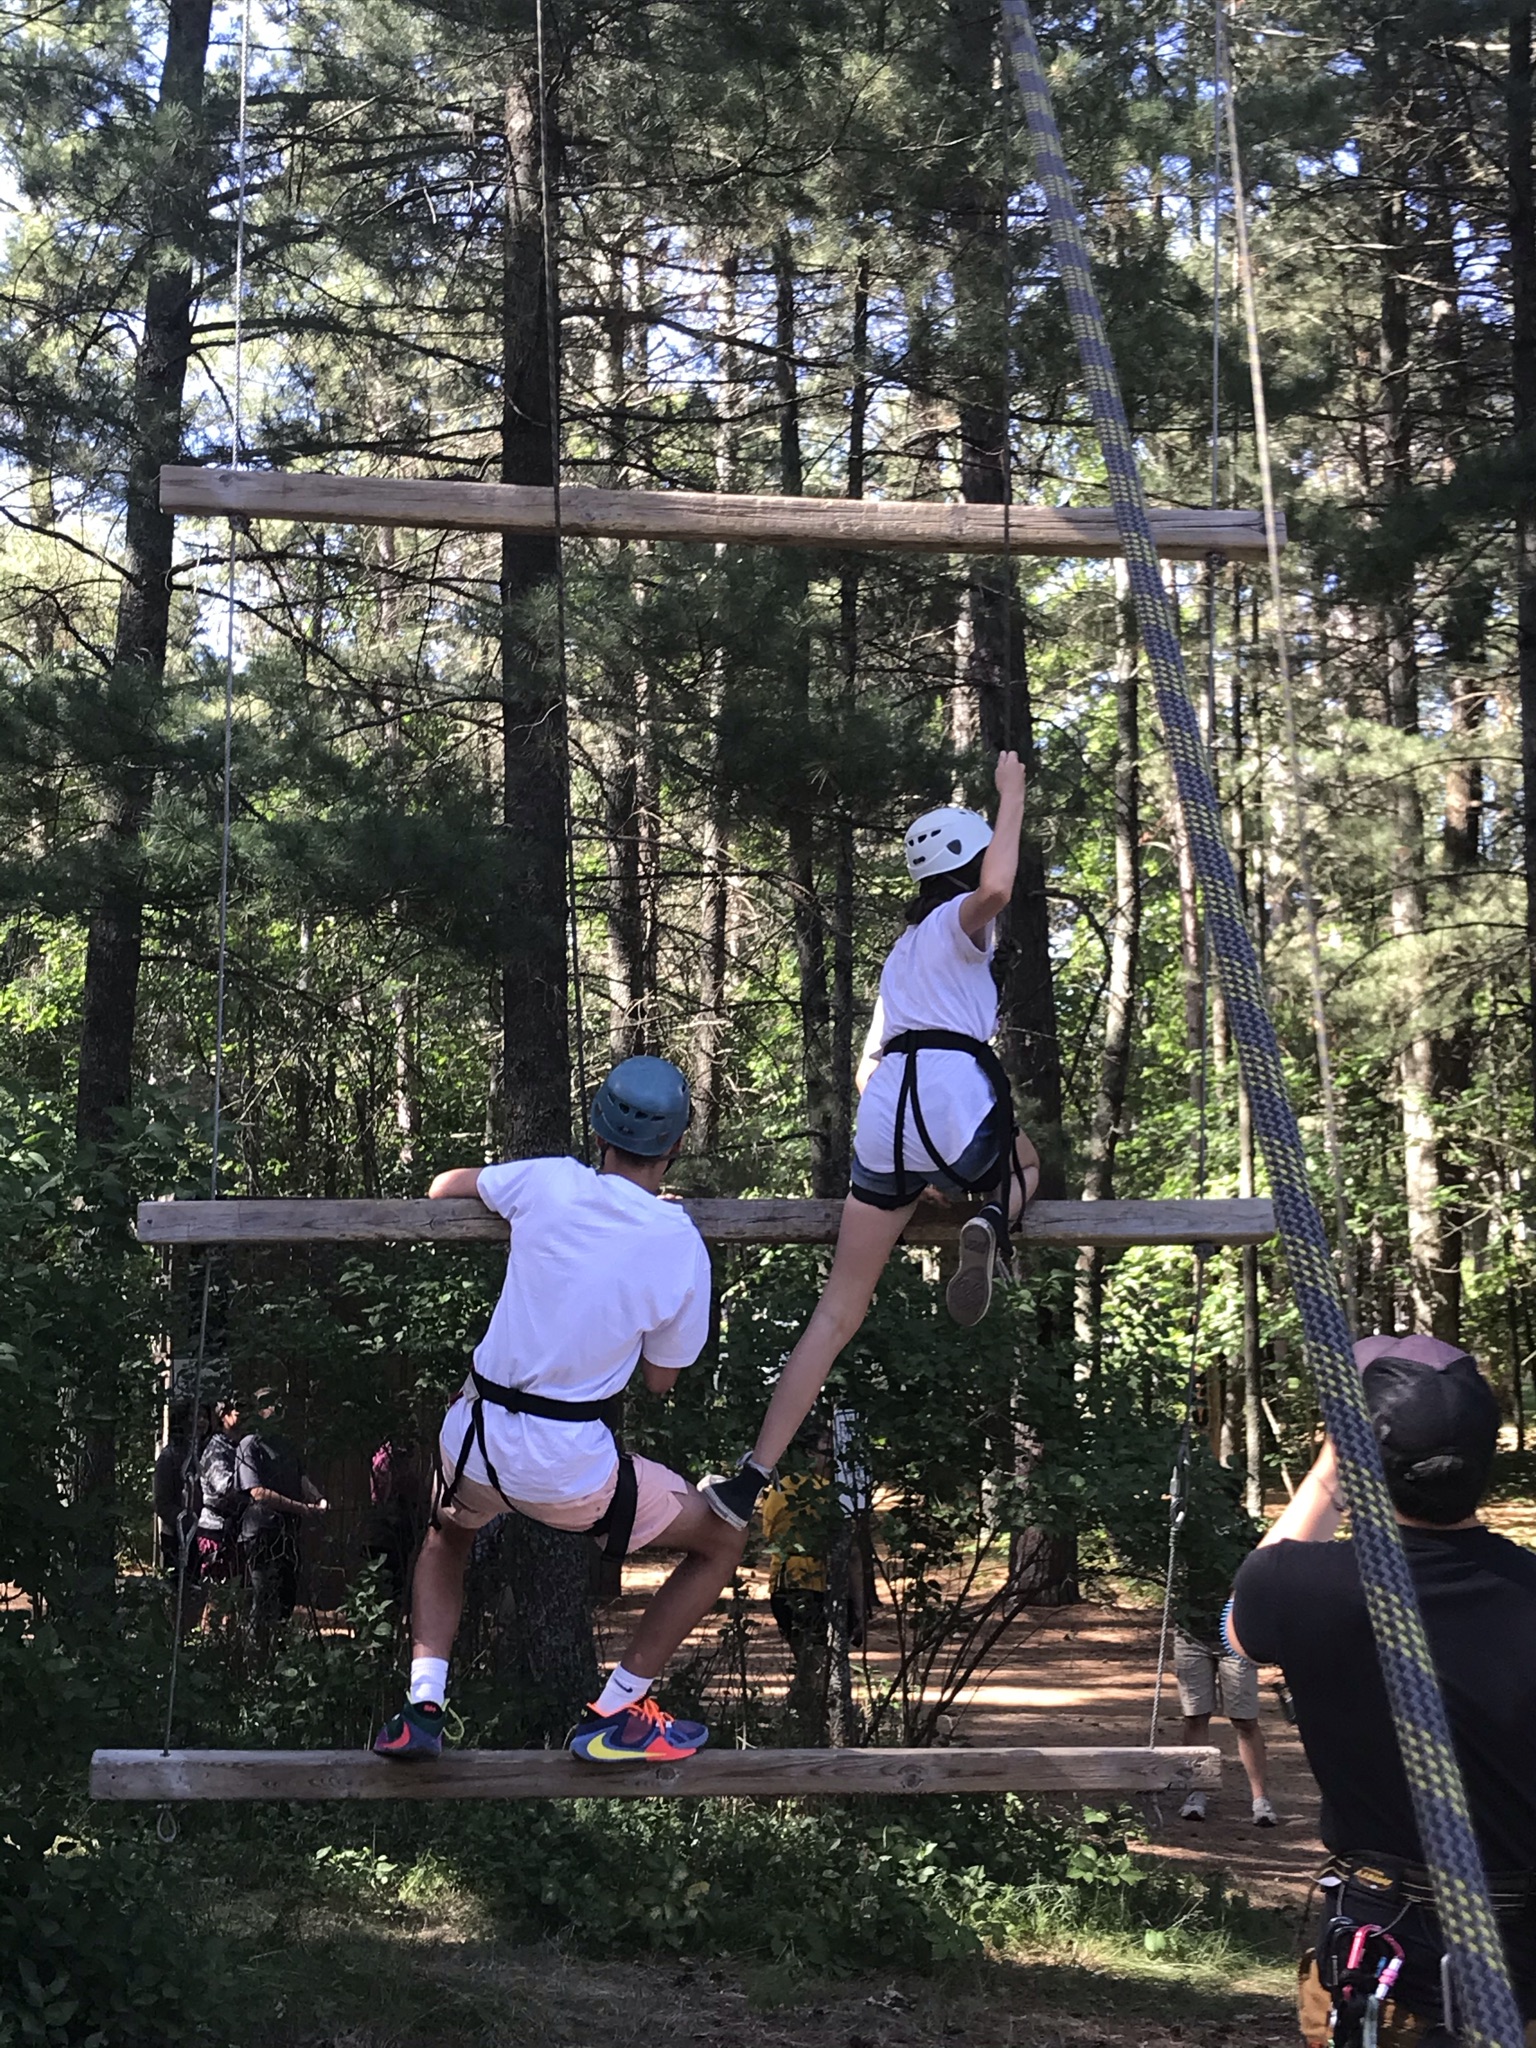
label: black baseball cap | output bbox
[1354,1335,1500,1524]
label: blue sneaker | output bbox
[373,1699,445,1760]
[569,1695,710,1763]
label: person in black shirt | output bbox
[235,1392,327,1633]
[1230,1334,1536,2047]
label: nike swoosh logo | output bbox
[577,1731,650,1761]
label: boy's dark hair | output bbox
[599,1139,668,1172]
[904,851,984,925]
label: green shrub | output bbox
[257,1790,1229,1973]
[0,1835,216,2048]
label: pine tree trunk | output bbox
[1168,792,1206,1101]
[774,237,838,1197]
[1510,12,1536,1142]
[72,0,216,1580]
[76,0,217,1153]
[829,255,870,1195]
[1436,675,1483,1342]
[958,403,1064,1184]
[1377,167,1447,1337]
[596,247,647,1061]
[498,69,570,1160]
[1076,565,1140,1370]
[692,252,743,1155]
[496,65,591,1736]
[1237,1083,1264,1517]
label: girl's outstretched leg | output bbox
[701,1193,916,1526]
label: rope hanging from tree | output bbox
[161,0,255,1760]
[1147,0,1225,1741]
[997,3,1523,2041]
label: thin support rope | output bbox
[1151,17,1225,1743]
[1222,66,1357,1326]
[999,5,1521,2040]
[1148,1245,1210,1746]
[532,0,591,1155]
[999,57,1015,756]
[163,0,253,1756]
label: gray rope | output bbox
[999,6,1523,2040]
[162,0,253,1754]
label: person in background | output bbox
[153,1402,208,1578]
[1174,1586,1277,1829]
[363,1437,427,1607]
[1230,1335,1536,2047]
[763,1428,865,1657]
[1170,1476,1276,1827]
[762,1419,865,1734]
[235,1391,327,1632]
[194,1395,246,1585]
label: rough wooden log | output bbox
[160,466,1281,563]
[91,1744,1220,1802]
[134,1195,1274,1249]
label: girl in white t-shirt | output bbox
[703,751,1041,1529]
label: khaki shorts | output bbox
[432,1448,692,1552]
[1174,1631,1260,1720]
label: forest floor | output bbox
[219,1498,1536,2045]
[241,1915,1298,2048]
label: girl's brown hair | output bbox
[903,851,985,925]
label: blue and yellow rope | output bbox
[997,5,1523,2042]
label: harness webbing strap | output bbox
[437,1372,637,1561]
[590,1451,638,1562]
[998,6,1522,2041]
[470,1369,625,1431]
[882,1028,1017,1247]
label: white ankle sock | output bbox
[409,1656,449,1707]
[593,1663,654,1716]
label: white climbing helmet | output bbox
[903,805,993,882]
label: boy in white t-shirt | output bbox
[703,753,1041,1530]
[373,1057,747,1765]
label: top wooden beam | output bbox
[135,1195,1273,1250]
[160,466,1282,563]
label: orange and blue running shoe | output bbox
[373,1699,445,1760]
[568,1694,709,1763]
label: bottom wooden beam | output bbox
[91,1745,1219,1803]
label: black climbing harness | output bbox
[878,1028,1019,1252]
[1316,1856,1536,2048]
[436,1368,639,1562]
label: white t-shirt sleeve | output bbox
[641,1231,714,1370]
[860,995,886,1065]
[475,1158,549,1219]
[932,895,991,963]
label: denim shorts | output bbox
[848,1119,1002,1211]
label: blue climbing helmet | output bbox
[590,1056,692,1157]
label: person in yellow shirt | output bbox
[763,1470,833,1652]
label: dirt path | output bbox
[604,1570,1321,1914]
[614,1501,1534,1919]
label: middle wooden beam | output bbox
[161,466,1280,562]
[135,1195,1274,1250]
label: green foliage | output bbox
[201,1791,1251,1979]
[0,1837,215,2048]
